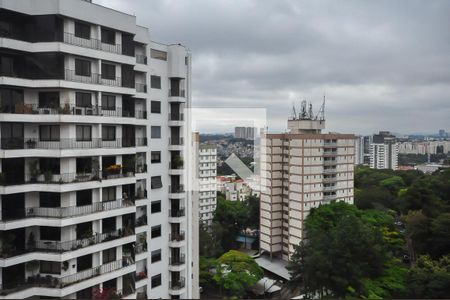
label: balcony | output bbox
[135,83,147,93]
[169,254,186,266]
[168,89,186,98]
[0,138,147,150]
[135,243,147,255]
[323,168,337,174]
[169,277,186,291]
[135,215,148,228]
[64,69,123,87]
[169,137,184,146]
[169,208,186,218]
[63,32,122,54]
[168,113,184,121]
[323,194,337,201]
[323,185,337,192]
[169,231,186,243]
[323,151,338,157]
[169,185,185,194]
[135,55,148,65]
[323,160,337,166]
[323,142,338,148]
[322,177,337,183]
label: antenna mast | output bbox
[316,94,326,121]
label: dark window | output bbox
[150,49,167,61]
[151,176,162,189]
[0,20,12,37]
[75,22,91,40]
[75,59,91,77]
[151,151,161,163]
[151,101,161,113]
[76,92,92,107]
[102,187,116,202]
[101,28,116,45]
[151,126,161,139]
[38,92,59,108]
[150,76,161,89]
[151,201,161,214]
[151,274,162,288]
[40,226,61,241]
[151,249,162,263]
[0,56,14,76]
[40,158,60,174]
[40,193,61,208]
[76,157,92,173]
[0,88,23,113]
[102,126,116,141]
[101,63,116,80]
[102,248,116,264]
[40,261,61,274]
[76,125,92,141]
[151,225,161,238]
[102,94,116,110]
[102,217,116,233]
[39,125,60,141]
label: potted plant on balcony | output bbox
[26,139,37,149]
[106,164,122,178]
[29,160,40,183]
[173,155,184,169]
[44,170,53,183]
[0,232,16,258]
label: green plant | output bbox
[28,160,40,181]
[44,170,53,182]
[173,155,184,169]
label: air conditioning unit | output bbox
[86,108,93,115]
[75,108,83,115]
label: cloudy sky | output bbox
[96,0,450,135]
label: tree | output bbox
[213,250,263,298]
[408,255,450,299]
[200,256,216,289]
[288,202,391,298]
[244,195,260,230]
[213,198,248,251]
[380,176,406,195]
[199,222,224,258]
[429,213,450,259]
[404,210,431,257]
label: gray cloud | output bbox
[96,0,450,135]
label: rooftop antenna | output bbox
[316,94,326,121]
[308,102,313,119]
[300,100,307,119]
[292,102,297,120]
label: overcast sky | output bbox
[96,0,450,135]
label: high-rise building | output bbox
[234,127,255,140]
[260,111,355,261]
[198,144,217,226]
[369,131,399,170]
[354,136,365,165]
[0,0,196,298]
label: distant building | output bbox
[260,103,355,261]
[198,144,217,226]
[355,136,365,165]
[234,127,255,140]
[370,131,399,170]
[439,129,447,138]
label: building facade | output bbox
[198,144,217,226]
[234,127,255,140]
[369,132,399,170]
[0,0,196,298]
[260,117,355,261]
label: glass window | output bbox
[151,274,162,288]
[101,63,116,80]
[151,126,161,139]
[40,158,60,174]
[75,22,91,40]
[0,56,14,76]
[151,101,161,113]
[38,92,59,108]
[102,186,116,202]
[39,125,60,142]
[76,92,92,108]
[102,126,116,141]
[150,76,161,89]
[101,28,116,45]
[40,261,61,274]
[151,176,162,189]
[40,226,61,241]
[151,249,162,263]
[102,248,116,264]
[102,94,116,110]
[75,59,91,77]
[40,193,61,208]
[76,125,92,141]
[151,225,161,239]
[150,49,167,61]
[151,151,161,163]
[151,201,161,214]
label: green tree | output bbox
[244,195,260,230]
[200,256,216,289]
[213,198,248,251]
[380,175,406,195]
[213,250,263,298]
[199,222,224,258]
[404,210,431,257]
[408,255,450,298]
[429,213,450,259]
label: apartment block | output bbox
[260,116,355,261]
[369,131,399,170]
[198,144,217,226]
[0,0,196,298]
[234,127,255,140]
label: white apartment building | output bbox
[0,0,196,299]
[260,116,355,261]
[198,144,217,226]
[370,143,399,170]
[398,140,450,155]
[354,135,365,165]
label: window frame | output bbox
[150,75,161,89]
[150,100,161,114]
[76,125,92,141]
[39,125,60,142]
[74,21,91,40]
[102,125,116,141]
[75,58,91,77]
[150,49,167,61]
[101,94,116,110]
[151,126,161,139]
[151,151,161,163]
[151,225,161,238]
[151,200,161,214]
[101,63,116,80]
[75,92,92,108]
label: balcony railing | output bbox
[169,162,184,170]
[323,160,337,166]
[0,104,146,119]
[169,254,186,266]
[169,137,184,146]
[168,113,184,121]
[169,231,186,242]
[0,138,147,150]
[65,69,123,87]
[323,185,337,192]
[169,277,186,290]
[63,32,122,54]
[136,55,148,65]
[135,83,147,93]
[135,243,147,254]
[136,215,148,227]
[323,168,337,174]
[169,185,185,194]
[323,142,338,147]
[168,89,186,98]
[169,208,186,218]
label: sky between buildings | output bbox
[96,0,450,135]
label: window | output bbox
[151,201,161,214]
[101,63,116,80]
[151,274,162,288]
[102,94,116,110]
[151,101,161,113]
[151,151,161,163]
[40,193,61,208]
[40,261,61,275]
[151,249,162,263]
[76,125,92,141]
[102,187,116,202]
[75,59,91,77]
[151,176,162,189]
[75,22,91,40]
[76,92,92,108]
[102,126,116,141]
[151,126,161,139]
[150,49,167,61]
[40,158,60,174]
[101,28,116,45]
[0,56,14,76]
[39,125,60,141]
[103,248,116,264]
[151,225,161,238]
[39,92,59,108]
[150,76,161,89]
[40,226,61,241]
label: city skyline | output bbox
[96,0,450,135]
